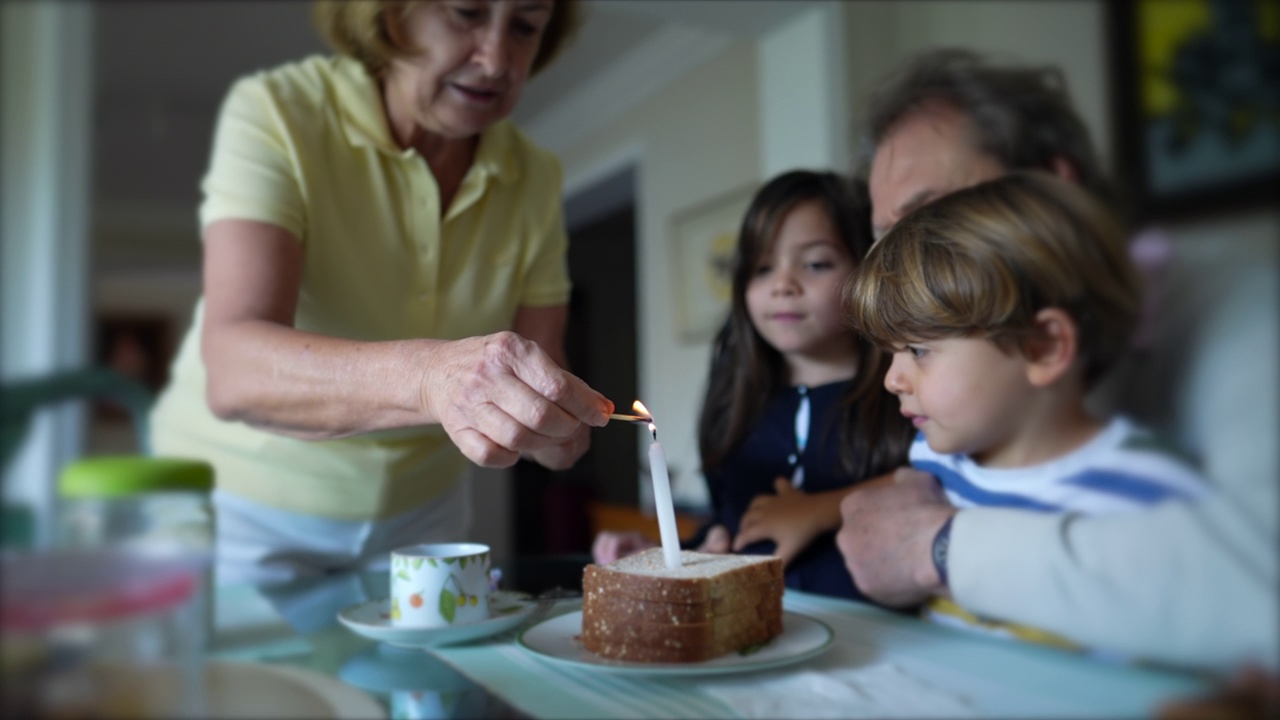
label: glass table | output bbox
[212,570,524,718]
[213,569,1214,719]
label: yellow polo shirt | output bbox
[150,55,571,521]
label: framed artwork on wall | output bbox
[667,183,755,344]
[1108,0,1280,222]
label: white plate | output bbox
[517,610,834,676]
[338,590,535,648]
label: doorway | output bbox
[511,167,638,592]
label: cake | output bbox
[581,548,784,662]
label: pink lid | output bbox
[1,549,198,630]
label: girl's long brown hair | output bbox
[697,171,914,480]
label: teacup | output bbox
[390,543,490,628]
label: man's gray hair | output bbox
[855,48,1119,214]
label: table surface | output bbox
[212,570,1212,719]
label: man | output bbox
[837,48,1277,671]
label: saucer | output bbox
[338,590,534,648]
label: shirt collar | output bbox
[331,55,519,184]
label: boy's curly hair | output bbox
[846,171,1141,388]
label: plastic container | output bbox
[0,548,207,718]
[57,457,216,637]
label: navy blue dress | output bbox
[697,380,871,601]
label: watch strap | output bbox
[931,515,954,587]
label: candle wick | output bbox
[650,427,658,441]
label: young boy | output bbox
[845,171,1208,649]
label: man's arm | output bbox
[952,492,1277,671]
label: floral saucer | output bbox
[337,590,535,648]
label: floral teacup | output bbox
[390,543,490,628]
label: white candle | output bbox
[647,430,683,569]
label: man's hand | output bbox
[835,467,956,607]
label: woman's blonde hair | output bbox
[845,171,1141,387]
[313,0,582,78]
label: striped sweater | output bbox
[913,416,1209,652]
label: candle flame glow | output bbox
[633,400,657,439]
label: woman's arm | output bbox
[200,218,610,465]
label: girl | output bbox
[593,171,915,600]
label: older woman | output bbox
[150,0,611,585]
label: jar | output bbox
[0,548,207,718]
[57,457,215,638]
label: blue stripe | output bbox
[912,460,1062,512]
[1061,469,1196,504]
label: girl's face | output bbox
[388,0,553,140]
[884,337,1036,466]
[746,199,858,374]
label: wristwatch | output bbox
[931,515,954,587]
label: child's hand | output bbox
[591,530,656,565]
[695,524,731,554]
[733,478,831,567]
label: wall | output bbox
[555,2,1112,508]
[845,1,1110,167]
[1,2,95,545]
[555,0,1274,512]
[556,41,761,508]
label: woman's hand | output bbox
[418,331,611,468]
[592,531,656,565]
[732,478,836,567]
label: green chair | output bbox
[1,368,154,547]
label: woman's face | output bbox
[389,0,554,139]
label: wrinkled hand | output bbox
[592,531,656,565]
[696,524,731,554]
[524,422,591,471]
[836,466,955,607]
[420,332,611,468]
[732,478,828,567]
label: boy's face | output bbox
[884,336,1039,467]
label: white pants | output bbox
[213,474,472,586]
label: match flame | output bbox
[633,400,657,438]
[632,400,649,416]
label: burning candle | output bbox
[633,400,682,569]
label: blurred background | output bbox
[3,0,1277,578]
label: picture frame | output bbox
[667,183,756,343]
[93,314,172,421]
[1108,0,1280,223]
